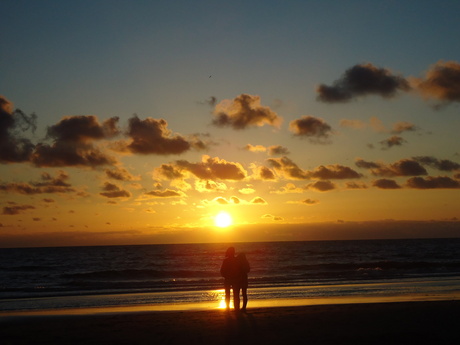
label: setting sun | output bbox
[214,211,233,228]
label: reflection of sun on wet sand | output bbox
[1,301,459,344]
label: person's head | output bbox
[225,247,235,258]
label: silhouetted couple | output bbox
[220,247,250,312]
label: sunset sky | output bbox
[1,1,460,247]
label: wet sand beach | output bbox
[1,300,459,345]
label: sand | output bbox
[1,300,459,345]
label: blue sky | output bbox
[1,0,460,246]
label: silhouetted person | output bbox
[237,253,250,312]
[220,247,240,310]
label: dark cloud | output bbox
[145,189,182,197]
[268,145,290,156]
[380,135,407,149]
[42,198,55,203]
[268,157,361,180]
[406,176,460,189]
[105,167,140,181]
[316,63,410,103]
[200,96,217,106]
[172,155,247,180]
[307,165,362,180]
[256,166,276,180]
[301,198,319,205]
[0,170,75,194]
[355,158,427,177]
[31,115,119,167]
[307,180,336,192]
[289,116,332,143]
[188,133,216,151]
[372,179,401,189]
[154,164,186,180]
[99,182,131,198]
[3,204,35,215]
[355,159,381,169]
[251,197,267,204]
[0,95,37,163]
[125,116,191,155]
[413,156,460,172]
[230,196,241,204]
[267,156,308,179]
[212,94,282,130]
[345,182,368,189]
[412,60,460,104]
[391,121,417,134]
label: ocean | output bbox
[1,238,459,313]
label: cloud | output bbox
[250,197,267,204]
[372,179,401,189]
[380,135,407,149]
[203,196,241,205]
[355,158,427,177]
[345,181,368,189]
[124,116,191,155]
[145,189,183,197]
[99,182,131,198]
[307,165,362,180]
[307,180,336,192]
[289,116,332,143]
[105,167,140,181]
[340,117,387,133]
[3,204,35,215]
[289,198,319,205]
[0,170,76,194]
[270,183,304,194]
[413,156,460,172]
[212,94,282,130]
[154,164,185,180]
[239,187,255,194]
[156,155,247,181]
[261,214,284,221]
[391,121,417,134]
[268,145,290,156]
[244,144,267,153]
[411,60,460,104]
[0,95,37,163]
[267,156,308,179]
[406,176,460,189]
[316,63,410,103]
[252,165,276,180]
[31,115,119,167]
[268,156,361,181]
[195,180,228,193]
[244,144,290,156]
[199,96,217,106]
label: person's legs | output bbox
[241,287,248,311]
[224,285,231,309]
[232,286,240,311]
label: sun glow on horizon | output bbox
[214,211,233,228]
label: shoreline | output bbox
[1,300,459,344]
[1,291,458,317]
[2,276,459,317]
